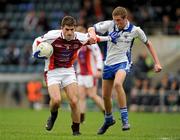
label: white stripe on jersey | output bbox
[94,20,148,66]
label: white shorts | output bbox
[46,67,77,88]
[77,75,94,88]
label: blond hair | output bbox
[112,6,127,19]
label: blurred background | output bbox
[0,0,179,112]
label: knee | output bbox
[51,97,61,107]
[114,82,123,90]
[102,95,110,101]
[70,97,78,108]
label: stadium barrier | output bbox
[129,90,180,112]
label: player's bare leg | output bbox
[114,70,130,131]
[102,80,114,113]
[64,83,81,135]
[97,80,115,135]
[46,84,61,131]
[78,86,87,123]
[87,87,105,113]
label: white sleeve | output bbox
[97,35,111,42]
[94,20,113,34]
[32,30,60,54]
[75,32,89,44]
[135,27,148,44]
[88,44,103,70]
[32,37,43,54]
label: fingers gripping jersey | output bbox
[94,20,148,66]
[32,30,89,71]
[77,44,103,75]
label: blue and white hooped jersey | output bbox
[94,20,148,68]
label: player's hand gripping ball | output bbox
[34,42,53,59]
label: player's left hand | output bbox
[154,64,162,73]
[33,50,47,59]
[109,31,120,44]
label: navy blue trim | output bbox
[144,39,148,44]
[126,38,134,64]
[123,23,133,33]
[130,38,135,48]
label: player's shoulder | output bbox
[75,31,88,41]
[100,20,114,24]
[130,23,147,40]
[34,30,61,43]
[94,20,114,33]
[131,24,143,33]
[44,30,61,38]
[95,20,114,27]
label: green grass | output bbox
[0,108,180,140]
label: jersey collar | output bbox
[114,20,131,32]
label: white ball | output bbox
[37,42,53,58]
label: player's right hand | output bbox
[109,31,120,44]
[154,64,162,73]
[88,27,97,43]
[88,37,97,44]
[33,50,47,59]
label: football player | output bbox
[88,6,162,134]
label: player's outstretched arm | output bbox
[145,40,162,73]
[88,27,119,43]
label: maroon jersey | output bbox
[50,38,82,69]
[32,30,89,71]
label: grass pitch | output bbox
[0,108,180,140]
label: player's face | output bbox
[62,25,75,41]
[113,15,127,30]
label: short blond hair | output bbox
[112,6,127,19]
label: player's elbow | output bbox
[145,40,152,48]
